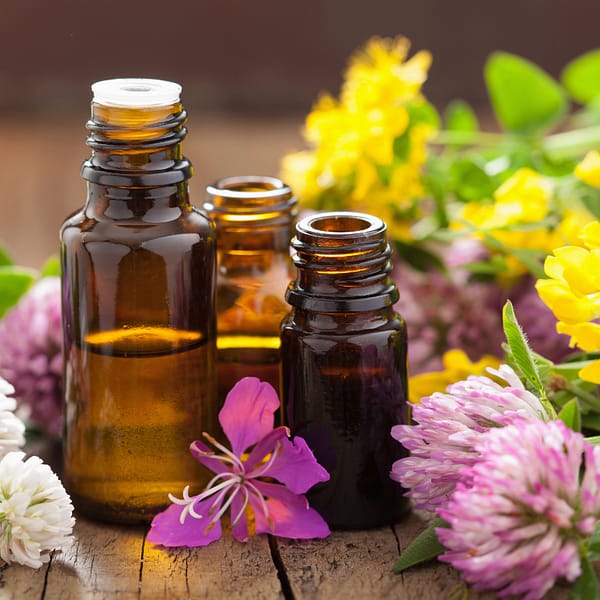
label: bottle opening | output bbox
[206,176,291,200]
[300,212,385,238]
[91,78,182,108]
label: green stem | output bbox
[564,383,600,413]
[543,125,600,159]
[430,131,505,146]
[430,125,600,159]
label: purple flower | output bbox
[0,277,62,436]
[390,365,547,511]
[393,256,505,374]
[509,275,572,364]
[437,420,600,600]
[148,377,330,547]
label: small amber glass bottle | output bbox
[203,176,296,407]
[60,79,217,523]
[281,211,409,529]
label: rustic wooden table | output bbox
[0,505,575,599]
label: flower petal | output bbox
[244,427,288,471]
[189,440,231,475]
[147,498,222,548]
[230,491,250,543]
[252,434,330,494]
[251,480,330,539]
[219,377,280,456]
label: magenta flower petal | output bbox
[148,498,222,547]
[218,377,279,455]
[150,378,330,548]
[251,481,330,539]
[190,440,230,475]
[259,435,330,494]
[244,427,288,471]
[230,492,249,543]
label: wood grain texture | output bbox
[0,560,48,599]
[43,516,145,600]
[277,525,403,599]
[141,534,282,599]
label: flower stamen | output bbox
[250,441,282,478]
[202,432,245,471]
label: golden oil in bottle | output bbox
[60,79,217,523]
[203,176,296,409]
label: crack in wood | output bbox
[267,535,295,600]
[137,528,147,597]
[40,551,53,599]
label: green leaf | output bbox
[582,412,600,434]
[562,49,600,104]
[0,247,13,267]
[0,266,37,318]
[408,99,441,130]
[485,52,568,135]
[394,241,446,273]
[40,255,61,278]
[502,301,554,417]
[444,100,479,133]
[569,556,599,600]
[393,518,448,573]
[558,398,581,432]
[579,184,600,220]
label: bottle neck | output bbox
[204,176,297,252]
[84,182,190,221]
[286,212,399,312]
[81,102,192,187]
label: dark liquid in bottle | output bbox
[281,325,410,530]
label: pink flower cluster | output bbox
[394,240,571,374]
[392,365,600,599]
[0,277,63,436]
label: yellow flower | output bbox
[536,220,600,383]
[408,349,501,403]
[453,168,570,279]
[575,150,600,188]
[280,35,434,228]
[343,36,431,111]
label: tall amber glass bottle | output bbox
[60,79,217,523]
[203,176,296,407]
[281,212,409,529]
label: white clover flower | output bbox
[0,377,25,456]
[0,452,75,568]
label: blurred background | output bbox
[1,0,599,267]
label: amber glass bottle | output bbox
[203,176,296,407]
[60,79,217,523]
[281,212,409,529]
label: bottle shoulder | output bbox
[281,310,405,337]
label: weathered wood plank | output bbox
[0,561,48,599]
[43,516,145,599]
[141,534,283,599]
[277,525,403,599]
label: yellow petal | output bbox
[579,359,600,384]
[575,150,600,188]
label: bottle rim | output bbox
[296,211,385,239]
[91,78,182,108]
[206,175,292,200]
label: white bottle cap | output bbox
[91,78,182,108]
